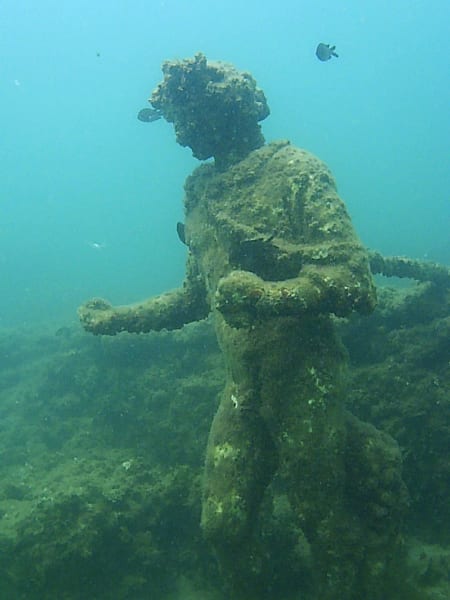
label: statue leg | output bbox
[276,389,354,599]
[265,317,359,598]
[201,384,277,598]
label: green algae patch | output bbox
[0,322,223,600]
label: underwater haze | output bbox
[1,0,449,328]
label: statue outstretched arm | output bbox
[368,251,450,287]
[78,255,209,335]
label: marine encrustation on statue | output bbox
[79,54,408,600]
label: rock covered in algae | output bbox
[150,52,270,169]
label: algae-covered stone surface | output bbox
[343,282,450,546]
[0,282,449,599]
[0,322,223,600]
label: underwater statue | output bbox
[79,54,408,599]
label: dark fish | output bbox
[137,108,162,123]
[176,221,187,245]
[316,43,339,61]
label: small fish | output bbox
[315,43,339,62]
[137,108,162,123]
[87,241,106,250]
[176,221,187,245]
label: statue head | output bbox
[151,53,270,170]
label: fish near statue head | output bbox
[316,42,339,61]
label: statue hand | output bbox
[215,271,265,327]
[78,298,116,334]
